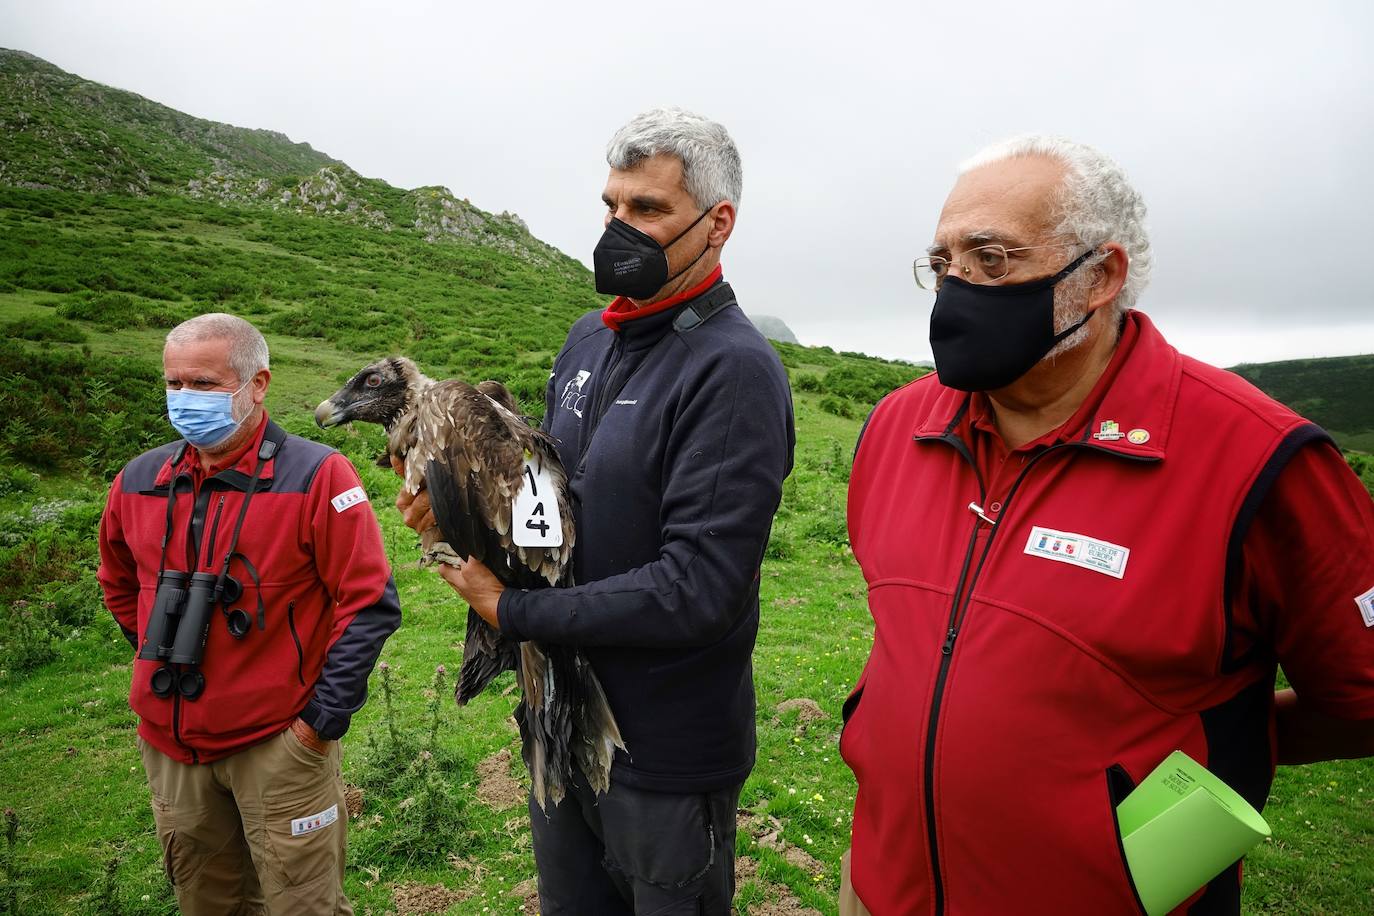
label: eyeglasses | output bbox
[912,243,1078,290]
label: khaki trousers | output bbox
[840,849,873,916]
[139,729,353,916]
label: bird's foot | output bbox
[420,542,465,569]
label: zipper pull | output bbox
[942,628,957,655]
[968,502,996,526]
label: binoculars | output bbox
[139,569,244,700]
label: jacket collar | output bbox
[914,310,1179,461]
[155,412,278,487]
[601,264,724,335]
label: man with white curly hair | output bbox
[840,136,1374,914]
[397,108,794,914]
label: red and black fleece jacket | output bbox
[99,414,401,764]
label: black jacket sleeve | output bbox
[298,453,403,739]
[498,343,794,648]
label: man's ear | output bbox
[707,200,736,248]
[1086,242,1129,314]
[250,368,271,405]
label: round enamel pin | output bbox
[1127,428,1151,445]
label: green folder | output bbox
[1116,750,1271,916]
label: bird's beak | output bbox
[314,398,345,428]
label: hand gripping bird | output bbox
[315,357,624,809]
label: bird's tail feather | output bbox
[455,607,517,705]
[572,654,626,796]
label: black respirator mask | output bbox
[929,248,1098,392]
[593,209,711,299]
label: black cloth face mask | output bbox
[929,248,1098,392]
[593,209,711,299]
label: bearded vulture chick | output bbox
[315,356,624,809]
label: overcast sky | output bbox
[4,0,1372,366]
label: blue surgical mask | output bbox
[166,380,251,448]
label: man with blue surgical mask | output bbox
[98,313,401,915]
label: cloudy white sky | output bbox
[4,0,1372,366]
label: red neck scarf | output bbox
[601,264,724,332]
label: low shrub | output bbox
[0,599,60,673]
[0,339,167,475]
[57,292,189,329]
[1345,449,1374,498]
[1,315,87,343]
[0,498,103,675]
[819,395,855,419]
[350,664,472,865]
[0,467,38,497]
[822,362,923,407]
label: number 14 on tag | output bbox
[512,454,564,548]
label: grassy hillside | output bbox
[1231,354,1374,453]
[0,49,335,194]
[0,50,1370,916]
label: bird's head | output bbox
[315,357,431,430]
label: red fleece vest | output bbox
[843,312,1317,915]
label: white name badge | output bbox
[1024,526,1129,579]
[1356,585,1374,628]
[512,455,564,548]
[291,803,338,837]
[330,486,367,513]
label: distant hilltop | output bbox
[748,314,799,345]
[0,48,578,275]
[1230,353,1374,453]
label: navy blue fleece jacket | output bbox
[497,277,795,792]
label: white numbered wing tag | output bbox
[512,453,564,548]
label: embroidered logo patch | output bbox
[1356,586,1374,628]
[291,803,338,837]
[1024,526,1130,579]
[330,486,367,513]
[560,370,591,418]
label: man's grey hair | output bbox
[606,107,743,210]
[165,313,270,384]
[959,134,1153,313]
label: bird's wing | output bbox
[421,379,574,588]
[521,429,575,586]
[416,380,515,572]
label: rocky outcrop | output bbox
[750,314,800,344]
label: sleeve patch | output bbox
[1357,586,1374,628]
[330,486,368,513]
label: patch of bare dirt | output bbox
[476,747,526,810]
[780,844,823,874]
[734,855,822,916]
[509,877,540,914]
[391,881,469,914]
[738,807,827,881]
[749,893,822,916]
[775,698,828,723]
[343,783,365,819]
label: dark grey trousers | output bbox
[528,769,742,915]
